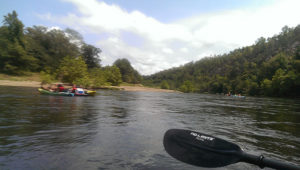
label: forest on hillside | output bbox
[143,25,300,97]
[0,11,141,87]
[1,11,299,97]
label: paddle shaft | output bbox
[240,152,300,170]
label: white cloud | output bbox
[180,48,188,53]
[162,48,174,54]
[47,26,62,31]
[41,0,300,75]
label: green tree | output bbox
[271,69,299,96]
[3,11,25,44]
[46,29,80,70]
[179,80,194,93]
[261,79,273,96]
[160,80,170,89]
[64,28,84,47]
[114,58,142,83]
[143,25,300,97]
[25,26,80,72]
[104,65,122,86]
[295,46,300,60]
[25,26,50,71]
[57,56,90,86]
[40,70,55,85]
[271,68,285,96]
[89,68,108,87]
[246,80,259,96]
[72,76,92,88]
[0,11,37,74]
[81,44,101,69]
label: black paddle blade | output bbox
[163,129,243,168]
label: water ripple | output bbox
[0,86,299,169]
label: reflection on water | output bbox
[0,86,299,169]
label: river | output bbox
[0,86,299,170]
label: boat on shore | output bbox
[38,88,74,96]
[231,95,246,98]
[86,90,96,96]
[225,92,246,98]
[38,88,96,97]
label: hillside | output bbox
[143,25,300,97]
[0,11,141,87]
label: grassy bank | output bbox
[0,73,177,92]
[0,73,41,82]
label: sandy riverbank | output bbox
[0,80,41,87]
[0,80,177,93]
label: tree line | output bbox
[0,11,142,87]
[1,11,298,96]
[143,25,300,97]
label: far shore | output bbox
[113,85,177,92]
[0,80,177,93]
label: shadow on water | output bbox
[0,86,299,169]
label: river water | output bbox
[0,86,299,170]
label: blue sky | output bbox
[1,0,300,75]
[2,0,271,24]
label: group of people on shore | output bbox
[41,84,85,94]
